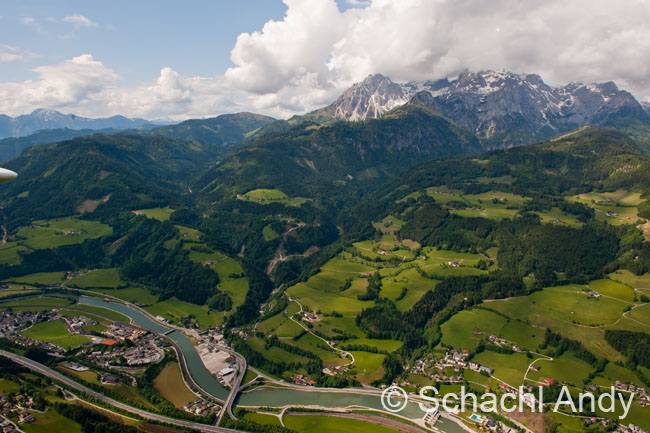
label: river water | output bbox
[78,296,468,433]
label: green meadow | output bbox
[6,271,66,285]
[67,268,124,288]
[145,297,224,328]
[238,188,308,206]
[526,354,594,387]
[133,206,174,221]
[92,285,159,305]
[283,415,404,433]
[15,218,112,250]
[22,319,90,349]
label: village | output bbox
[0,389,44,431]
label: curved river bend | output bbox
[79,297,467,433]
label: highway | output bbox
[0,349,243,433]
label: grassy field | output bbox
[608,269,650,289]
[238,188,308,206]
[5,271,66,285]
[287,283,374,316]
[283,415,404,433]
[372,215,405,235]
[569,190,647,237]
[342,338,402,352]
[0,241,28,265]
[1,296,72,308]
[0,287,40,298]
[15,218,112,250]
[587,279,636,302]
[153,362,197,408]
[0,378,21,393]
[133,207,174,221]
[256,314,304,338]
[243,412,281,426]
[58,309,109,326]
[527,354,594,386]
[69,304,131,323]
[484,284,629,328]
[440,308,508,351]
[246,336,311,364]
[286,334,341,365]
[498,320,545,351]
[58,366,102,385]
[92,286,159,305]
[67,268,124,288]
[626,303,650,327]
[349,351,385,383]
[21,408,83,433]
[473,351,533,386]
[22,319,90,349]
[145,298,223,328]
[480,285,635,360]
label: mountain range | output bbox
[0,109,159,140]
[312,70,650,145]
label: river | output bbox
[78,296,468,433]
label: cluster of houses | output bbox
[1,310,69,355]
[230,328,248,340]
[616,423,648,433]
[80,334,163,367]
[614,382,649,404]
[182,397,220,417]
[294,374,316,386]
[0,392,37,428]
[487,335,522,352]
[63,314,96,334]
[409,350,497,387]
[0,310,53,337]
[437,350,494,375]
[322,365,348,376]
[102,323,147,342]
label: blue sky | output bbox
[0,0,648,120]
[0,1,289,83]
[0,1,362,84]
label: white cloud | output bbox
[0,55,256,120]
[19,17,35,25]
[0,55,119,115]
[62,14,98,28]
[3,0,650,120]
[0,44,37,62]
[225,0,650,115]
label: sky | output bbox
[1,0,650,120]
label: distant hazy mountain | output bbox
[0,109,159,139]
[313,71,650,145]
[0,128,121,163]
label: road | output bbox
[0,350,244,433]
[215,345,247,425]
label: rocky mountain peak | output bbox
[325,74,410,121]
[315,70,650,145]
